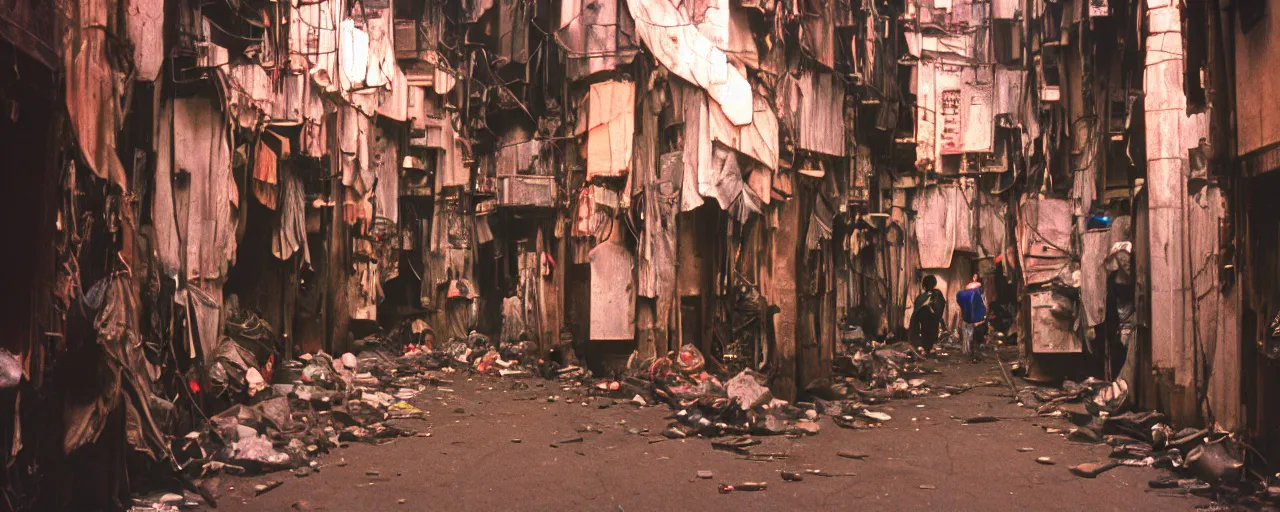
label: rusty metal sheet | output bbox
[796,70,846,156]
[152,97,239,282]
[638,152,682,301]
[496,126,545,176]
[674,81,709,211]
[951,184,976,253]
[586,80,635,180]
[1018,197,1072,285]
[370,123,399,224]
[801,0,836,68]
[559,0,638,79]
[589,233,637,340]
[376,66,409,121]
[498,0,532,65]
[226,62,273,129]
[977,191,1007,257]
[993,0,1018,18]
[994,66,1024,117]
[125,0,164,81]
[961,70,994,153]
[433,115,469,192]
[1080,230,1110,326]
[1029,289,1082,353]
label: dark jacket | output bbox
[913,289,946,322]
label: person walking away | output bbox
[910,275,946,354]
[956,275,988,361]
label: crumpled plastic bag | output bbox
[0,348,22,389]
[302,351,337,388]
[676,344,705,374]
[1085,378,1130,416]
[229,433,291,467]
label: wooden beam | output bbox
[771,199,800,401]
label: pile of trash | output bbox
[825,327,968,403]
[579,343,903,441]
[1019,378,1276,504]
[175,338,451,483]
[435,331,547,378]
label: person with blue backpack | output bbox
[956,274,988,361]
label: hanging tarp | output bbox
[338,3,397,96]
[701,145,763,222]
[152,97,239,282]
[272,164,311,265]
[625,0,753,125]
[290,0,341,91]
[65,0,126,188]
[675,81,710,211]
[252,131,290,211]
[709,92,780,170]
[915,185,956,269]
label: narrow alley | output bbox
[205,346,1210,512]
[1,0,1278,509]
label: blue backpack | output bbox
[956,288,987,323]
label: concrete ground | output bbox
[209,351,1211,512]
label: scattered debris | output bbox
[254,481,284,496]
[1069,461,1120,478]
[861,411,892,423]
[718,482,768,493]
[964,415,999,424]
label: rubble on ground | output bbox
[1017,377,1270,504]
[171,326,557,489]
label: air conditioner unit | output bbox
[497,176,557,208]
